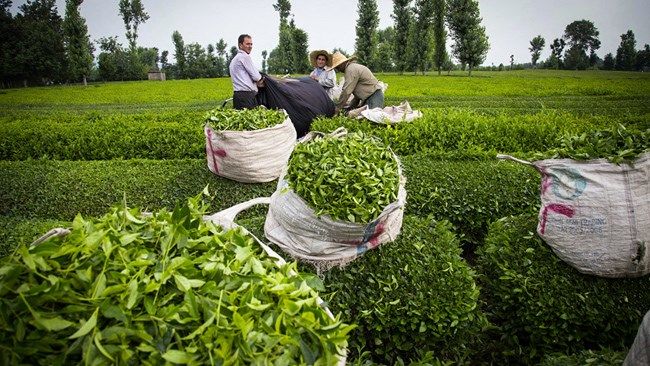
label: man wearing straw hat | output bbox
[308,50,337,99]
[229,34,265,109]
[327,51,384,114]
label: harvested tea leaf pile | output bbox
[205,107,286,131]
[0,192,351,365]
[286,133,400,223]
[531,124,649,164]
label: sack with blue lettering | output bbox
[498,153,650,278]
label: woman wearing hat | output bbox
[309,50,337,99]
[327,51,384,114]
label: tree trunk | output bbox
[83,76,87,86]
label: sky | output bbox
[10,0,650,69]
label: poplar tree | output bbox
[63,0,93,85]
[407,0,435,74]
[391,0,411,74]
[446,0,489,76]
[355,0,379,68]
[172,30,186,79]
[118,0,149,51]
[432,0,447,75]
[529,35,545,68]
[615,30,636,71]
[271,0,293,74]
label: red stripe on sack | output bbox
[539,203,575,235]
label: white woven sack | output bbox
[350,100,423,125]
[498,153,650,278]
[204,115,296,183]
[263,159,407,269]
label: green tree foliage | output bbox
[172,30,186,79]
[615,30,637,71]
[206,43,217,77]
[160,50,169,71]
[406,0,435,74]
[446,0,489,76]
[432,0,447,75]
[289,19,309,74]
[14,0,67,85]
[118,0,149,51]
[562,19,600,70]
[602,52,615,70]
[185,43,209,79]
[0,0,18,87]
[544,38,565,69]
[636,44,650,71]
[355,0,379,68]
[391,0,411,74]
[63,0,93,85]
[268,0,293,74]
[96,36,127,81]
[529,35,545,68]
[215,38,227,77]
[261,50,268,74]
[372,27,395,72]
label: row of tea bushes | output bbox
[476,214,650,363]
[0,159,275,220]
[0,120,205,160]
[4,109,647,160]
[312,109,642,157]
[0,157,540,247]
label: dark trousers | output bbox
[233,91,258,109]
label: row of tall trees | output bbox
[354,0,489,76]
[528,22,649,71]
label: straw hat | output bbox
[326,51,357,71]
[309,50,332,68]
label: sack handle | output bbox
[497,154,533,166]
[299,127,347,143]
[30,228,71,247]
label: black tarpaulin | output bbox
[256,74,335,138]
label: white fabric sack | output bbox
[264,157,407,269]
[204,115,296,183]
[498,153,650,278]
[349,100,423,124]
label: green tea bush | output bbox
[0,120,204,160]
[320,216,487,364]
[476,214,650,363]
[538,349,627,366]
[0,159,275,220]
[1,157,541,247]
[311,109,610,157]
[402,152,540,245]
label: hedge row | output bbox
[4,109,648,160]
[0,120,205,160]
[476,214,650,363]
[320,217,486,364]
[312,109,649,157]
[0,159,275,220]
[1,156,540,246]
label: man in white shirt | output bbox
[229,34,264,109]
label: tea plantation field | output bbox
[1,70,649,364]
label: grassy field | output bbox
[0,70,648,364]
